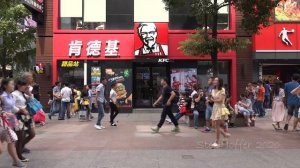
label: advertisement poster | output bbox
[171,69,198,92]
[91,67,101,85]
[134,23,168,56]
[275,0,300,21]
[105,68,132,107]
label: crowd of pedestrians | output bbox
[1,72,300,165]
[0,73,38,167]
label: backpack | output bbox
[172,90,180,104]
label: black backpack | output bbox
[172,90,180,104]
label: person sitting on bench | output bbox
[166,92,192,123]
[235,93,255,127]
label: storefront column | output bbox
[84,60,87,85]
[258,63,263,80]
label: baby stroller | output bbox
[78,98,90,121]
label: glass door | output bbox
[134,65,167,108]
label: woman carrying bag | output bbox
[0,79,26,167]
[12,80,36,162]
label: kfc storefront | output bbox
[52,0,237,111]
[253,23,300,84]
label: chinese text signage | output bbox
[53,34,134,60]
[69,40,120,57]
[60,61,80,68]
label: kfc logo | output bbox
[135,23,168,56]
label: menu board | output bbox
[91,67,101,85]
[105,68,132,107]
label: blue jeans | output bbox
[256,101,265,116]
[193,110,200,128]
[252,100,259,114]
[264,95,271,108]
[96,101,105,126]
[50,100,60,116]
[175,112,184,120]
[60,101,70,119]
[205,105,213,120]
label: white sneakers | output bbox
[94,125,106,130]
[211,142,220,149]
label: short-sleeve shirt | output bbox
[257,86,265,102]
[284,81,300,106]
[162,86,172,106]
[0,92,18,113]
[60,87,72,102]
[52,86,61,100]
[96,83,106,103]
[110,89,117,104]
[264,84,271,96]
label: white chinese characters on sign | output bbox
[105,40,120,57]
[68,40,120,57]
[86,40,101,57]
[69,40,83,57]
[279,27,295,46]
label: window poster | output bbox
[91,67,101,85]
[171,69,198,93]
[275,0,300,21]
[105,68,132,107]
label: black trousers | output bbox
[158,105,178,128]
[109,102,119,124]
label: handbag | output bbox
[26,98,43,116]
[221,107,230,116]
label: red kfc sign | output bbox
[134,23,168,56]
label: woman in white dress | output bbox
[271,81,285,130]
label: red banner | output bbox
[53,34,134,60]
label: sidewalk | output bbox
[1,112,300,168]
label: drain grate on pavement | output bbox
[182,155,194,159]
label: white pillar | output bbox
[84,60,87,85]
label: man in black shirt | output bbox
[152,78,179,133]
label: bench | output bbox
[183,111,255,128]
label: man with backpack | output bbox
[152,78,180,133]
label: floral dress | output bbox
[211,88,229,121]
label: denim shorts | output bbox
[205,105,213,120]
[287,104,300,118]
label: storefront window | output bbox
[59,0,133,30]
[169,1,230,30]
[171,61,230,93]
[57,60,84,88]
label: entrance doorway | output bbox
[133,63,168,108]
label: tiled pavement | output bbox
[1,111,300,168]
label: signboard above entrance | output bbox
[22,0,43,13]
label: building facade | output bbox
[36,0,243,111]
[253,1,300,84]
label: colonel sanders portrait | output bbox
[135,23,168,56]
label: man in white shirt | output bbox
[59,83,72,120]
